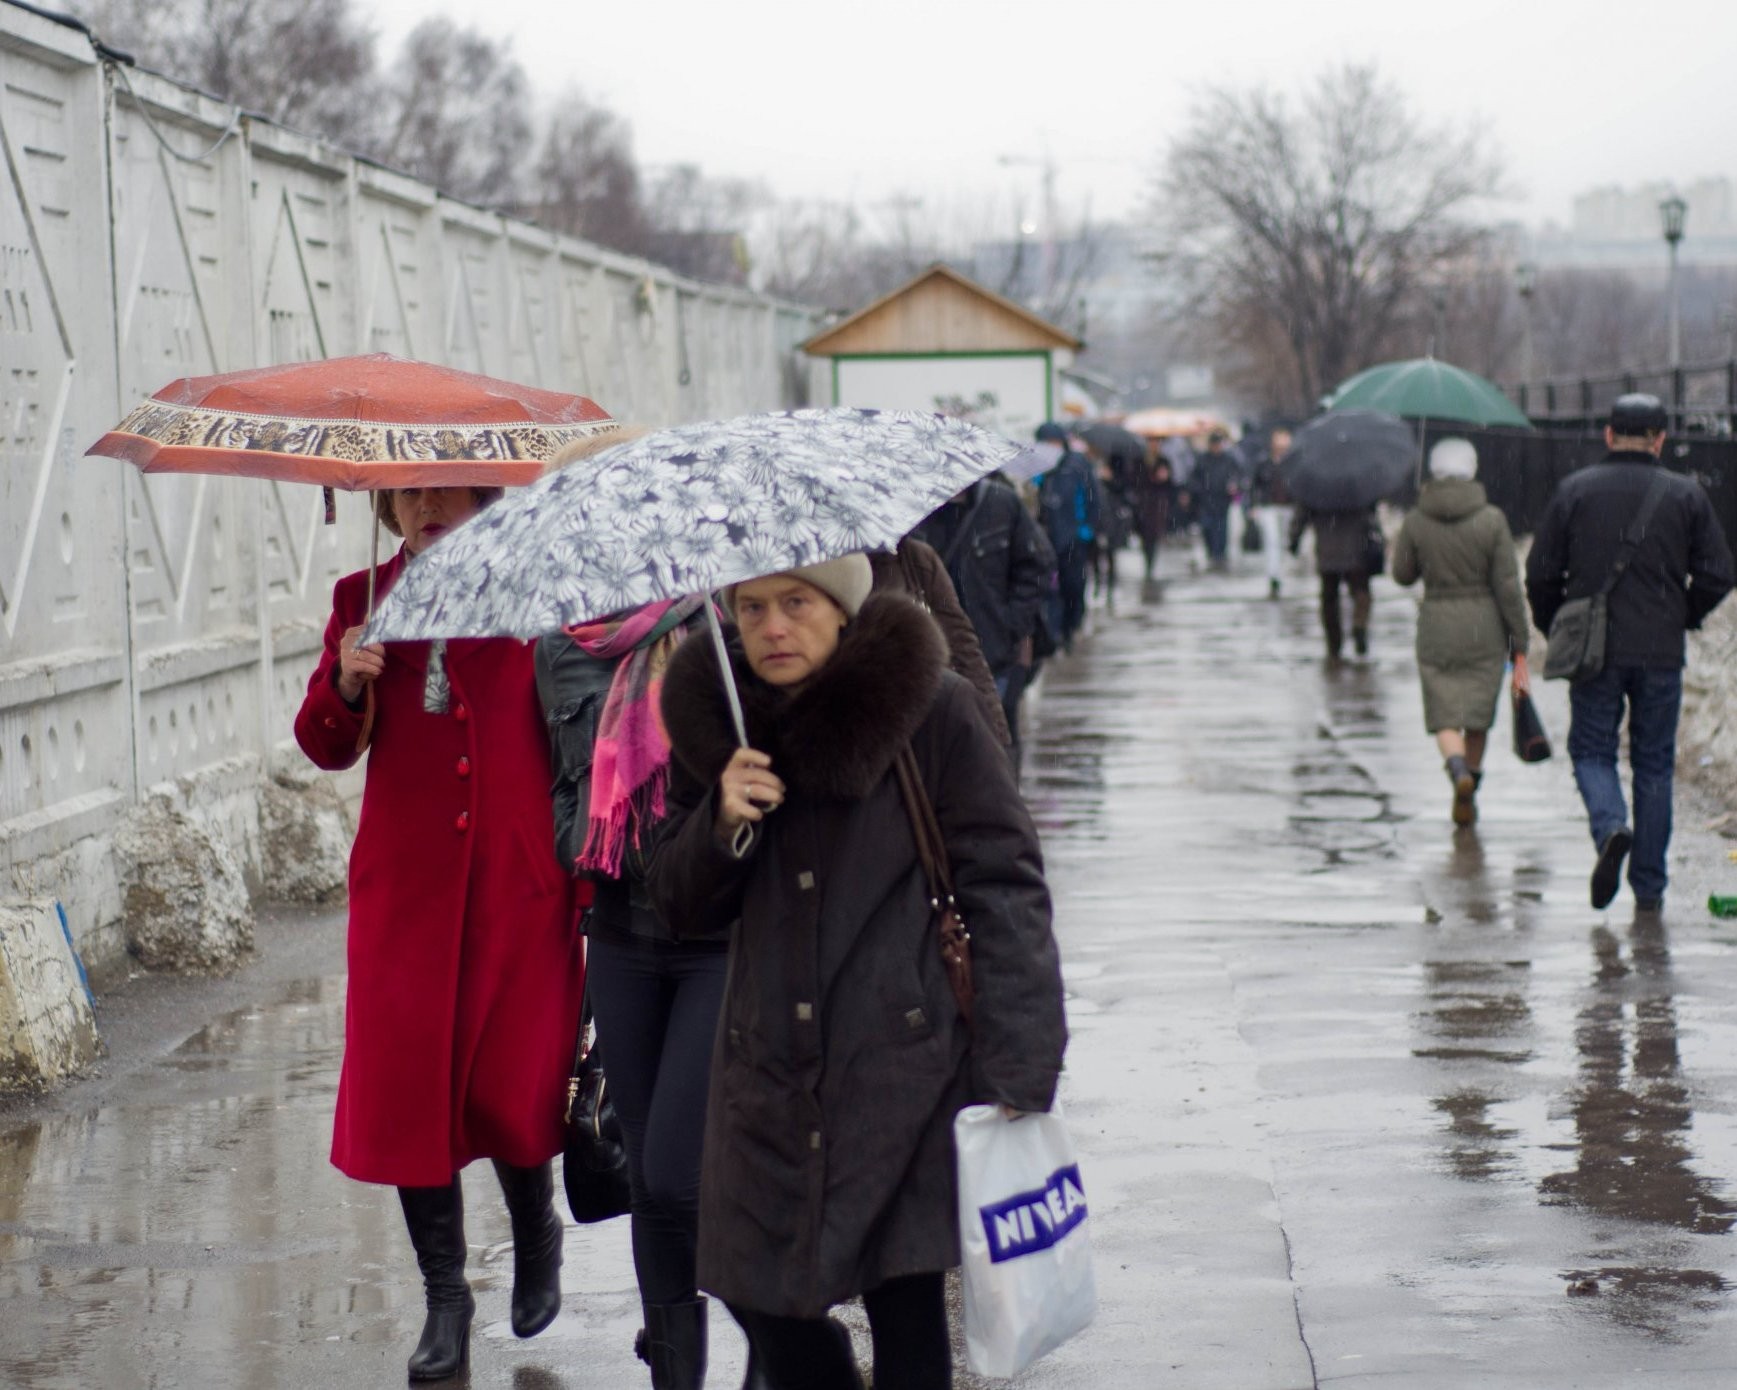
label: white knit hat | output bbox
[724,554,873,620]
[1429,437,1478,481]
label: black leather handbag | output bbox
[1511,689,1552,763]
[562,995,631,1223]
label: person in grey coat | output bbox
[1391,438,1531,825]
[648,554,1067,1390]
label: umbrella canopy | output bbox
[1283,409,1416,511]
[86,354,615,489]
[1000,441,1064,484]
[1326,357,1532,429]
[1075,421,1148,462]
[1121,406,1228,439]
[361,407,1025,644]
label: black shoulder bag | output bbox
[1543,471,1670,683]
[562,989,631,1223]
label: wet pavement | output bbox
[7,553,1737,1387]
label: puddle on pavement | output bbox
[0,975,438,1388]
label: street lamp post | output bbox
[1660,195,1687,372]
[1515,261,1537,391]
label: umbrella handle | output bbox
[703,597,756,859]
[704,596,749,748]
[367,510,380,618]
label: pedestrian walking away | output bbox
[1034,422,1100,648]
[293,485,582,1382]
[535,575,743,1390]
[913,474,1056,757]
[868,535,1013,747]
[648,556,1068,1390]
[1391,438,1532,825]
[1526,393,1734,912]
[1290,501,1380,660]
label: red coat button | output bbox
[323,717,338,729]
[453,703,469,723]
[456,756,471,778]
[455,811,471,833]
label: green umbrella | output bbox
[1326,357,1533,429]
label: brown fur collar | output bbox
[662,592,946,799]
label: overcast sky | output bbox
[362,0,1735,238]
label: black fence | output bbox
[1424,420,1737,543]
[1507,358,1737,438]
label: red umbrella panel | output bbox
[87,354,615,490]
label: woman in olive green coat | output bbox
[1391,438,1531,825]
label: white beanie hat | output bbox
[725,553,873,620]
[1429,437,1478,481]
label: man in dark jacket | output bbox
[1526,393,1734,912]
[915,474,1055,753]
[1191,430,1244,571]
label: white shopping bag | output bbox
[955,1101,1097,1377]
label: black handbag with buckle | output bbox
[562,992,631,1224]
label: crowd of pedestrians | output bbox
[292,395,1732,1388]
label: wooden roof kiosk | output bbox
[801,264,1081,442]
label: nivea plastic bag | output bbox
[955,1102,1097,1377]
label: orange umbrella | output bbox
[1120,406,1228,439]
[88,353,614,614]
[87,353,614,490]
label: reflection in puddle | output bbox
[1540,922,1737,1237]
[1560,1266,1731,1339]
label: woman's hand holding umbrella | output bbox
[337,626,386,705]
[716,748,785,835]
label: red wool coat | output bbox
[294,549,582,1187]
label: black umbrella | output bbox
[1283,409,1415,511]
[1077,421,1148,464]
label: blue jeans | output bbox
[1567,665,1683,903]
[1199,505,1230,561]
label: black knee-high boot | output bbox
[640,1297,708,1390]
[398,1179,474,1381]
[491,1159,563,1338]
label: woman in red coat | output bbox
[294,485,583,1382]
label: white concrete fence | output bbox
[0,2,824,992]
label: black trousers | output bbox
[1319,571,1371,652]
[729,1272,949,1390]
[585,932,729,1307]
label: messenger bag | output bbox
[1543,470,1671,683]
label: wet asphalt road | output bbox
[6,551,1737,1388]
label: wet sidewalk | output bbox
[6,556,1737,1387]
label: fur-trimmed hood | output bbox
[661,592,946,799]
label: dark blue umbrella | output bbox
[1282,409,1416,511]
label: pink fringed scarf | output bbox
[564,595,705,876]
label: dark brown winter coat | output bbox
[868,539,1012,745]
[648,593,1066,1318]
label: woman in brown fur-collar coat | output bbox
[648,554,1066,1390]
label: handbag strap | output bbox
[892,744,958,911]
[1598,469,1672,598]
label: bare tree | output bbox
[1151,63,1503,411]
[71,0,377,143]
[526,92,652,254]
[370,18,532,209]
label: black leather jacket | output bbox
[535,633,698,942]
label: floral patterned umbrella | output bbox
[362,407,1024,645]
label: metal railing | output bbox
[1507,359,1737,436]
